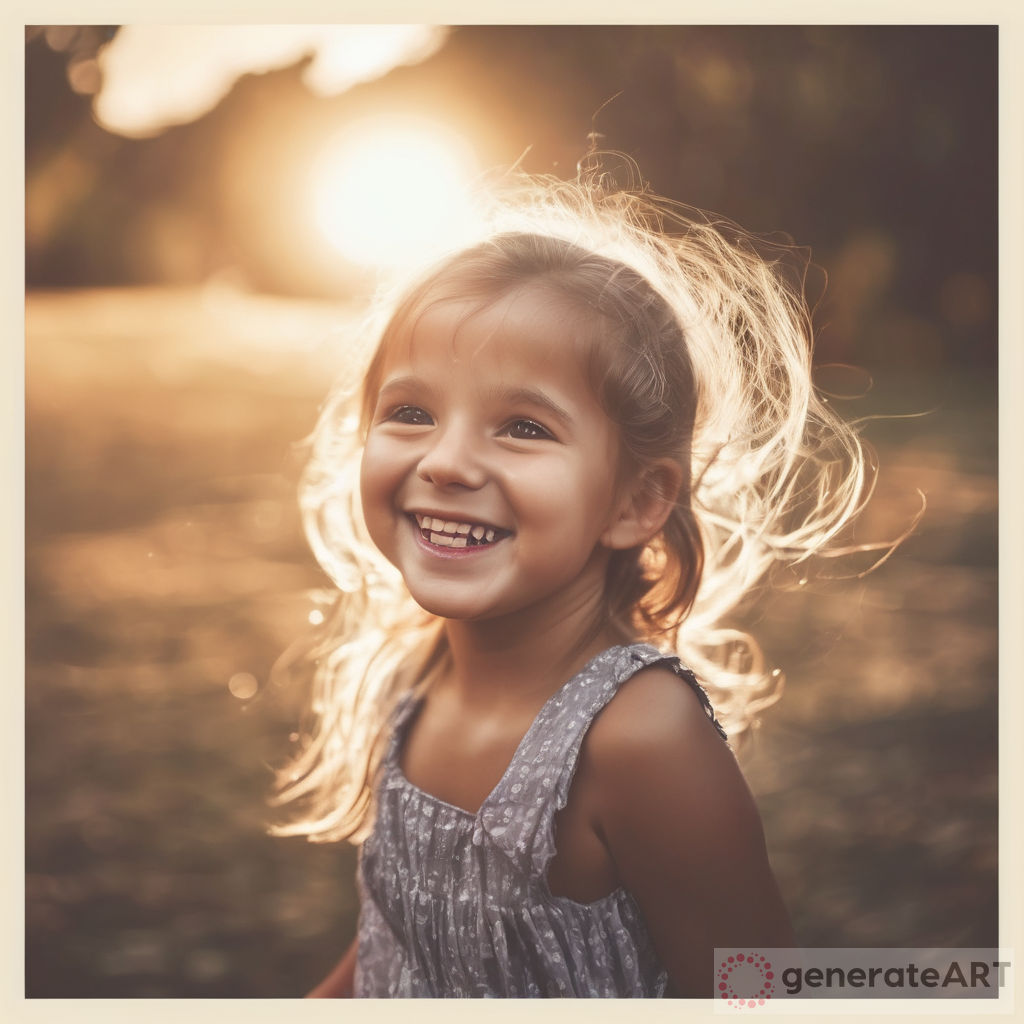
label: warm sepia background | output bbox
[25,26,997,997]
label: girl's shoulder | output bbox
[579,660,745,817]
[589,662,729,760]
[587,643,727,743]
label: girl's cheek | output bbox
[359,438,398,528]
[362,434,421,523]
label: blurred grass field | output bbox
[25,286,997,997]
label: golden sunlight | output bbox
[310,118,479,268]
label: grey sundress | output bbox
[354,642,728,998]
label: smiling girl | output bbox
[275,169,867,998]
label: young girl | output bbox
[274,165,867,998]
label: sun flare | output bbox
[311,118,479,268]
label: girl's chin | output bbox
[404,583,510,622]
[408,596,496,621]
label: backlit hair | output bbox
[271,163,873,842]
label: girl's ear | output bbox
[600,460,684,551]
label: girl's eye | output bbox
[387,405,433,426]
[505,419,554,441]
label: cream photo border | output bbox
[5,2,1021,1021]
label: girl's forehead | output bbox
[385,284,593,369]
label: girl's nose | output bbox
[416,423,487,490]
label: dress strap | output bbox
[474,644,726,874]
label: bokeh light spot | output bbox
[939,271,991,328]
[228,672,258,699]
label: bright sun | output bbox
[311,117,479,268]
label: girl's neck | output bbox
[441,577,631,711]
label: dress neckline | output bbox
[389,644,631,820]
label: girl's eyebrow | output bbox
[375,376,438,403]
[493,385,574,426]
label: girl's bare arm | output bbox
[586,668,795,998]
[306,937,358,998]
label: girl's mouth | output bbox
[410,513,510,549]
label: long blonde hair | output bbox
[271,163,873,843]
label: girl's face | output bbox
[359,284,627,623]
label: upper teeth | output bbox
[414,514,498,544]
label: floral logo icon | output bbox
[718,952,775,1007]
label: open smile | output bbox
[409,512,511,550]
